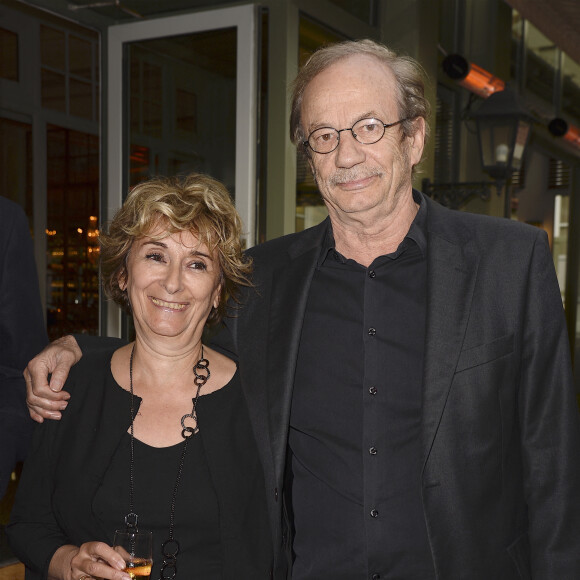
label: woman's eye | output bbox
[145,252,164,262]
[189,261,207,271]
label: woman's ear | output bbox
[118,270,128,291]
[212,280,222,310]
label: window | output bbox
[46,126,99,340]
[433,85,459,184]
[0,27,18,81]
[327,0,377,25]
[40,25,98,120]
[562,55,580,121]
[548,157,570,189]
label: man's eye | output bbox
[359,121,381,134]
[314,131,335,143]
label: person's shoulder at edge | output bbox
[74,333,126,354]
[0,195,25,217]
[245,217,329,261]
[0,196,30,250]
[423,193,544,243]
[64,341,119,394]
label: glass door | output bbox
[106,5,257,335]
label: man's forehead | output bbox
[301,56,398,127]
[308,54,394,86]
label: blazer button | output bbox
[369,447,377,455]
[370,508,379,518]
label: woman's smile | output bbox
[150,297,189,311]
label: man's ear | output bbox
[409,117,426,166]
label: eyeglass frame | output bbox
[303,117,410,154]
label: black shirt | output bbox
[289,194,435,579]
[96,370,272,579]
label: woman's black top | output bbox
[96,374,263,578]
[7,347,272,579]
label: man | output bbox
[25,40,580,579]
[0,196,48,499]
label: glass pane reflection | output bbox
[46,126,99,340]
[69,35,92,79]
[40,25,65,69]
[127,28,237,194]
[0,27,18,81]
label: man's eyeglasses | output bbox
[304,117,408,154]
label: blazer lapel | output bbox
[421,202,480,470]
[266,222,328,480]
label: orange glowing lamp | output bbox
[442,54,505,99]
[548,118,580,148]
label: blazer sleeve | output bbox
[519,229,580,575]
[0,200,47,377]
[7,418,69,579]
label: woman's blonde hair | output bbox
[100,173,252,326]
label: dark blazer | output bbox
[0,196,47,376]
[0,196,47,497]
[215,193,580,579]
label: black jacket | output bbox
[213,193,580,579]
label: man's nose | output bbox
[334,130,365,167]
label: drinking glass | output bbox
[113,530,153,579]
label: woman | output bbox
[8,174,272,579]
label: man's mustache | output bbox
[324,167,384,186]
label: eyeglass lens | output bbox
[308,118,386,153]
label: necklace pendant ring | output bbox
[181,426,198,439]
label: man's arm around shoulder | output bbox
[25,334,125,422]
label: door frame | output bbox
[106,4,258,336]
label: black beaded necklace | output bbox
[126,344,211,579]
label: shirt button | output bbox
[370,508,379,518]
[372,575,381,580]
[368,327,376,336]
[369,447,377,455]
[368,270,376,278]
[369,386,377,395]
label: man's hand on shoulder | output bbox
[24,335,82,423]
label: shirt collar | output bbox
[317,189,427,268]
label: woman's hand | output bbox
[49,542,131,580]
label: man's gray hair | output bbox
[290,39,431,159]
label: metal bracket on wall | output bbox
[422,178,500,210]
